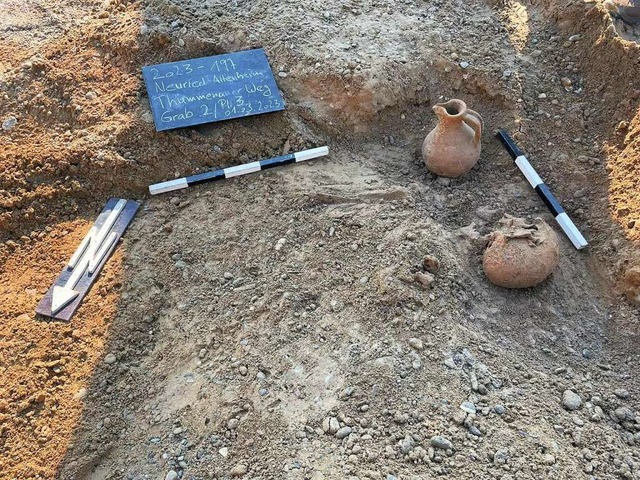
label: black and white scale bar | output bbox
[497,130,588,250]
[149,146,329,195]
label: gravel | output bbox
[104,353,117,364]
[562,390,582,410]
[430,435,453,450]
[165,471,178,480]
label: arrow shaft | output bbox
[63,199,127,289]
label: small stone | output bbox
[493,449,509,465]
[400,434,414,454]
[278,71,288,78]
[140,24,149,34]
[74,388,88,400]
[259,388,268,396]
[336,426,352,439]
[452,409,467,425]
[408,338,424,351]
[227,418,239,430]
[219,447,229,457]
[224,272,234,280]
[436,176,451,186]
[561,77,572,88]
[230,464,248,477]
[542,454,556,465]
[275,238,286,251]
[422,255,440,273]
[459,61,470,69]
[493,404,506,415]
[330,417,340,433]
[104,353,117,364]
[173,427,183,435]
[165,470,178,480]
[460,401,476,414]
[614,388,630,399]
[538,93,547,99]
[414,271,435,289]
[562,390,582,411]
[2,116,17,130]
[239,365,248,376]
[613,406,634,422]
[359,276,369,284]
[430,435,453,450]
[85,91,97,100]
[468,425,482,436]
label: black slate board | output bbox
[142,48,285,131]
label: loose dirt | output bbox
[1,0,639,479]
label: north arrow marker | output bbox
[51,199,127,314]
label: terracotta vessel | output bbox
[483,216,560,289]
[422,99,483,178]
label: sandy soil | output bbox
[1,0,639,479]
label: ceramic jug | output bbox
[422,99,483,178]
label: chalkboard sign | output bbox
[142,49,285,131]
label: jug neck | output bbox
[433,99,468,123]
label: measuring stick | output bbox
[149,146,329,195]
[496,130,588,250]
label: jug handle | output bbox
[463,109,483,144]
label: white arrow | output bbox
[51,199,126,314]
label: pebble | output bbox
[227,418,239,430]
[542,453,556,465]
[74,388,88,400]
[614,388,630,399]
[259,388,268,396]
[613,406,634,422]
[239,365,248,376]
[430,435,453,450]
[459,61,470,69]
[561,77,572,88]
[436,176,451,186]
[85,91,97,100]
[2,116,17,130]
[493,449,509,464]
[324,417,340,434]
[460,401,476,414]
[359,276,369,284]
[104,353,117,364]
[468,425,482,436]
[275,238,286,251]
[422,255,440,273]
[562,390,582,411]
[400,434,414,454]
[224,272,234,280]
[230,464,248,477]
[408,338,424,351]
[336,426,352,439]
[219,447,229,457]
[165,470,178,480]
